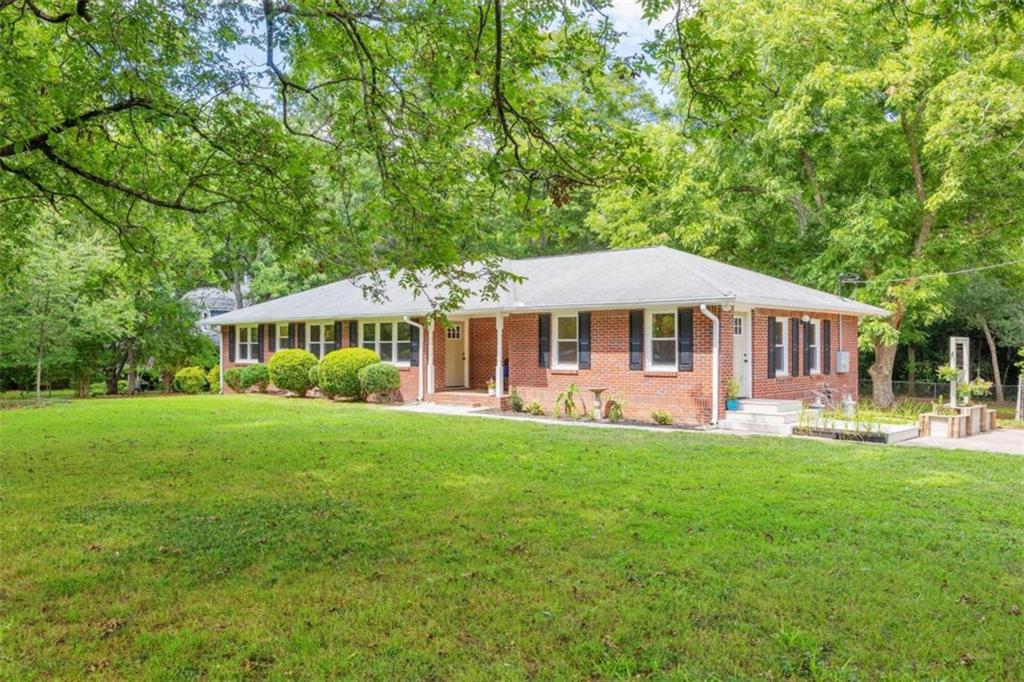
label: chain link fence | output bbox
[858,380,1021,403]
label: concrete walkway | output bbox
[395,402,1024,454]
[895,427,1023,456]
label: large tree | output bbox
[591,0,1024,405]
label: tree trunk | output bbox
[980,319,1004,403]
[35,344,44,403]
[869,341,898,408]
[232,279,245,309]
[906,346,916,395]
[125,344,137,395]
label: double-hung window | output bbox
[647,310,677,370]
[773,318,788,375]
[807,319,820,373]
[553,314,579,369]
[307,322,335,359]
[237,324,260,362]
[277,323,290,350]
[361,321,411,366]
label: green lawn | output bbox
[2,397,1021,679]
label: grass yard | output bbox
[2,396,1022,679]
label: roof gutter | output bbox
[699,304,720,426]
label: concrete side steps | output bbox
[734,399,804,413]
[425,391,507,410]
[718,420,795,435]
[723,410,802,425]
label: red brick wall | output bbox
[466,317,509,389]
[504,309,721,425]
[747,309,859,401]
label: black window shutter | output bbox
[578,312,591,369]
[822,319,832,374]
[297,323,305,350]
[410,322,420,366]
[803,320,811,376]
[227,325,236,362]
[767,316,776,378]
[334,321,343,351]
[790,318,800,376]
[268,323,276,352]
[677,307,694,371]
[349,320,358,348]
[629,310,643,370]
[257,323,264,360]
[538,313,551,368]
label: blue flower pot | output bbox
[726,399,739,411]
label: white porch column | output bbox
[427,318,436,394]
[495,314,505,405]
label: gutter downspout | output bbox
[218,326,224,395]
[426,318,435,395]
[404,317,425,401]
[699,305,720,426]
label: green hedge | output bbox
[207,366,220,391]
[358,362,400,401]
[241,363,270,393]
[318,348,380,399]
[267,349,318,396]
[223,367,245,392]
[173,366,207,395]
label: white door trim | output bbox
[444,318,469,388]
[732,311,752,398]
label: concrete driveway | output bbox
[897,427,1023,455]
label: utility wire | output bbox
[841,259,1024,286]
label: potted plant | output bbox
[725,377,741,411]
[486,378,496,396]
[917,402,967,438]
[957,378,991,435]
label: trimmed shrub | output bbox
[308,365,319,390]
[650,409,672,426]
[117,379,128,395]
[358,362,400,401]
[241,363,270,393]
[509,387,524,412]
[267,349,318,396]
[318,348,380,399]
[223,367,245,393]
[207,366,220,391]
[174,366,207,395]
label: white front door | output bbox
[732,312,751,398]
[444,322,466,387]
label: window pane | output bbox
[240,327,248,343]
[380,323,393,341]
[324,325,335,343]
[557,316,577,340]
[557,341,577,365]
[379,342,394,362]
[363,323,375,342]
[775,320,784,340]
[774,346,786,372]
[310,325,321,342]
[807,324,816,346]
[397,322,410,341]
[652,339,676,366]
[239,345,248,361]
[397,341,411,363]
[653,313,675,339]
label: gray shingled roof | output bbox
[204,246,888,325]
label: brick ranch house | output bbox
[206,247,887,426]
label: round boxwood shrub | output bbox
[241,363,271,393]
[308,365,319,390]
[207,365,220,391]
[223,367,245,393]
[358,362,400,401]
[268,348,319,396]
[317,348,380,399]
[174,366,207,394]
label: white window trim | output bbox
[276,323,290,351]
[306,321,335,359]
[236,324,260,364]
[774,317,788,376]
[808,319,821,374]
[552,311,580,370]
[359,319,412,367]
[645,308,678,372]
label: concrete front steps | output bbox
[719,399,808,435]
[425,389,508,410]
